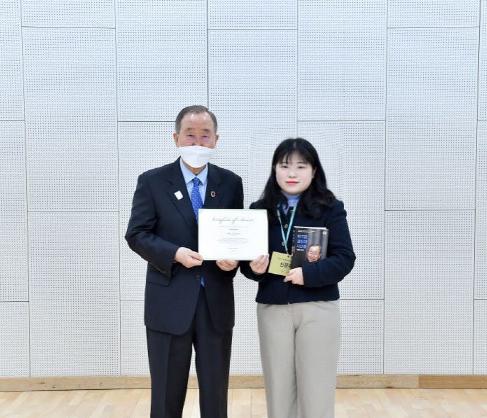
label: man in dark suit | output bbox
[125,105,244,418]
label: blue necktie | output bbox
[191,177,205,286]
[191,177,203,220]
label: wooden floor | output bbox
[1,388,486,418]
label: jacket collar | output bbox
[165,158,223,229]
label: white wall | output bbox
[0,0,486,377]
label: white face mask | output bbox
[178,145,215,168]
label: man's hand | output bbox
[249,254,269,275]
[283,267,304,285]
[216,259,239,271]
[174,247,203,268]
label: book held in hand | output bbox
[290,226,328,268]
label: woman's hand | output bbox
[249,254,269,275]
[284,267,304,285]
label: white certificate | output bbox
[198,209,268,260]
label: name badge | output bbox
[268,251,292,276]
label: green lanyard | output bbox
[276,206,297,254]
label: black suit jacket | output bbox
[125,159,244,335]
[240,199,355,304]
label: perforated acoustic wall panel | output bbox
[0,303,29,377]
[338,300,383,374]
[478,95,487,301]
[26,121,118,212]
[480,0,487,120]
[209,0,296,30]
[0,0,486,379]
[0,0,23,120]
[388,1,480,27]
[475,301,487,374]
[23,28,117,212]
[298,0,386,121]
[121,300,148,375]
[23,28,116,123]
[477,4,487,311]
[116,0,207,121]
[387,28,478,122]
[21,0,115,28]
[29,212,119,376]
[386,121,476,210]
[0,121,28,302]
[385,211,474,374]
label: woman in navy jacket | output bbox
[241,138,355,418]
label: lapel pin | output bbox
[210,191,216,198]
[174,190,183,200]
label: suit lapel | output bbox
[203,163,223,209]
[165,159,197,230]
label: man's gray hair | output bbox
[175,105,218,133]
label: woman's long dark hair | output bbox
[260,138,335,223]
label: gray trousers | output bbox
[257,301,340,418]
